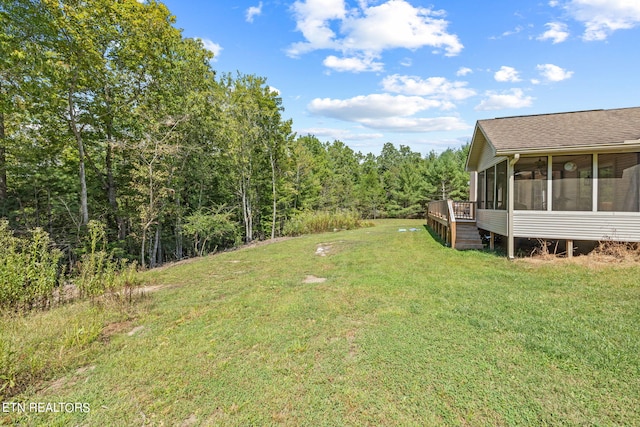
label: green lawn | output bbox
[3,219,640,426]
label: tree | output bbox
[426,144,470,201]
[0,0,57,216]
[217,73,293,242]
[377,144,429,217]
[290,135,327,212]
[357,153,385,218]
[322,140,360,210]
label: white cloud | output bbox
[268,86,281,95]
[475,89,533,111]
[556,0,640,41]
[339,1,463,56]
[381,74,476,102]
[494,66,521,82]
[456,67,473,76]
[400,57,413,67]
[288,0,347,56]
[246,2,263,23]
[197,38,223,61]
[357,116,470,132]
[307,93,470,132]
[489,25,531,40]
[536,63,574,81]
[308,94,443,121]
[288,0,463,71]
[501,26,524,37]
[323,54,384,73]
[538,22,570,43]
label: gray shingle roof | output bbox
[477,107,640,153]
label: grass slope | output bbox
[4,219,640,426]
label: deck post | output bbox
[567,240,574,258]
[489,232,495,251]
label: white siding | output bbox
[477,209,508,236]
[478,143,508,172]
[513,211,640,241]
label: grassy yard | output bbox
[2,219,640,426]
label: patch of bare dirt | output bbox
[181,414,198,427]
[52,283,78,303]
[346,329,358,359]
[302,275,327,284]
[136,284,165,294]
[127,325,145,336]
[44,365,95,394]
[315,243,332,256]
[102,320,134,338]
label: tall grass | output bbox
[0,220,61,311]
[0,220,145,400]
[283,210,373,236]
[74,221,142,298]
[0,296,148,400]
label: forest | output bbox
[0,0,470,270]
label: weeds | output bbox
[0,292,148,400]
[283,210,374,236]
[591,240,640,262]
[0,221,147,401]
[0,220,61,311]
[74,221,142,298]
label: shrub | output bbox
[283,210,374,236]
[74,221,142,298]
[182,206,239,256]
[0,220,61,310]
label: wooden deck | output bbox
[427,200,484,250]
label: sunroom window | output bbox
[598,152,640,212]
[552,155,592,211]
[514,157,547,210]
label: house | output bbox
[429,106,640,258]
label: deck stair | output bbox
[427,200,484,250]
[453,221,484,250]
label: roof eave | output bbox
[465,123,496,172]
[495,140,640,157]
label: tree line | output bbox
[0,0,470,269]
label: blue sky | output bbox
[158,0,640,155]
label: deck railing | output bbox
[427,200,475,222]
[426,200,476,249]
[427,199,449,221]
[451,201,475,221]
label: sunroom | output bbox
[467,107,640,258]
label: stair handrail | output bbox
[447,200,457,249]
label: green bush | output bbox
[74,221,141,298]
[182,206,239,256]
[0,220,61,310]
[283,210,373,236]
